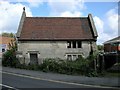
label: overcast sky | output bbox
[0,0,119,45]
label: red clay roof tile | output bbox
[19,17,94,40]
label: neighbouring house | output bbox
[16,8,98,65]
[0,36,14,58]
[103,36,120,69]
[104,36,120,54]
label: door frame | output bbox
[28,51,39,65]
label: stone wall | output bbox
[17,40,97,64]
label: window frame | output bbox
[67,41,71,48]
[2,48,5,52]
[67,41,82,48]
[67,55,72,60]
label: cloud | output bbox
[48,0,85,12]
[94,16,104,34]
[1,0,43,7]
[118,1,120,35]
[0,0,118,46]
[48,0,85,17]
[104,7,118,36]
[26,0,43,7]
[93,7,118,45]
[0,1,32,33]
[94,16,108,45]
[0,0,85,34]
[60,11,82,17]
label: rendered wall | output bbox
[17,41,96,64]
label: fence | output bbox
[98,53,120,70]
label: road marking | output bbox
[1,71,119,89]
[0,84,19,90]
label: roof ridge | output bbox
[104,36,120,44]
[107,36,120,42]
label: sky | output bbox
[0,0,119,45]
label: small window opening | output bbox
[2,48,5,52]
[67,55,72,60]
[78,41,82,48]
[67,41,71,48]
[73,41,76,48]
[73,55,77,60]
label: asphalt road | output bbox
[2,72,116,89]
[2,72,91,89]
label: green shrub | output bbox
[2,38,20,68]
[2,49,20,67]
[3,51,98,77]
[39,56,98,77]
[26,64,39,70]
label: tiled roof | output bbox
[104,36,120,44]
[18,17,96,40]
[0,36,14,44]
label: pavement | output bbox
[2,67,120,88]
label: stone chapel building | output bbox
[16,8,98,65]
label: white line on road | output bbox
[0,84,19,90]
[1,71,119,89]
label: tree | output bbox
[97,45,104,51]
[1,32,15,38]
[9,33,14,37]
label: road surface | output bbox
[1,71,117,89]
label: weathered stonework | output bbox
[17,41,97,64]
[16,8,98,65]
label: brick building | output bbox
[104,36,120,54]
